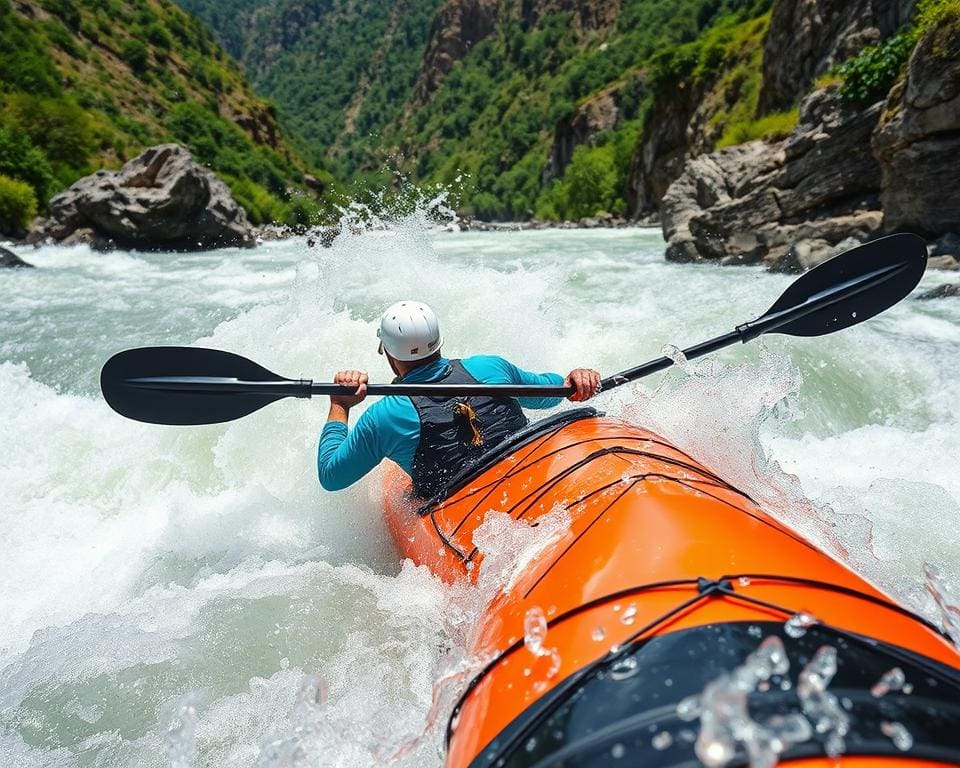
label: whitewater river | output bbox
[2,217,960,767]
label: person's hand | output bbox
[564,368,601,401]
[331,369,368,409]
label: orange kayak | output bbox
[382,410,960,767]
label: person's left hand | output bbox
[564,368,601,401]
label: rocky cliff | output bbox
[658,0,960,269]
[757,0,916,112]
[873,13,960,236]
[662,86,884,269]
[410,0,499,107]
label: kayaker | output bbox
[317,301,601,497]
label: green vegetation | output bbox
[178,0,777,220]
[393,0,774,220]
[915,0,960,57]
[838,0,959,102]
[838,31,914,102]
[0,173,37,231]
[177,0,444,178]
[718,107,799,147]
[0,0,332,234]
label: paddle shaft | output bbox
[127,376,576,398]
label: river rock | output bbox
[873,19,960,236]
[758,0,916,113]
[661,86,885,269]
[927,255,960,270]
[918,283,960,299]
[930,232,960,257]
[29,144,254,251]
[0,244,34,268]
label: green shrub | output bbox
[41,19,84,59]
[0,173,38,231]
[4,95,97,166]
[561,144,620,219]
[122,39,150,74]
[0,124,56,204]
[916,0,960,35]
[40,0,81,31]
[838,32,914,102]
[224,176,283,225]
[146,23,172,50]
[280,195,320,229]
[80,19,99,42]
[915,0,960,58]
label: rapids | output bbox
[1,213,959,767]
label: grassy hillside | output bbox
[0,0,335,234]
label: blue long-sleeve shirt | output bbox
[317,356,564,491]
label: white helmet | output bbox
[377,301,443,361]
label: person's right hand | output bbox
[564,368,601,401]
[331,369,368,409]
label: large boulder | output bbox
[1,244,34,268]
[873,16,960,236]
[758,0,916,113]
[661,86,885,269]
[29,144,253,251]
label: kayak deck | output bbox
[381,415,960,767]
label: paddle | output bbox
[101,233,927,426]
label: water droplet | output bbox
[610,743,626,759]
[747,625,762,638]
[785,612,818,638]
[882,721,913,751]
[591,626,606,642]
[652,731,673,750]
[871,666,906,698]
[610,656,640,680]
[738,576,751,587]
[525,736,537,752]
[825,733,846,758]
[524,606,548,656]
[697,738,735,767]
[620,605,637,625]
[676,695,701,721]
[902,683,914,694]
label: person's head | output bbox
[377,301,443,376]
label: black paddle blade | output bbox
[101,346,287,425]
[759,233,927,338]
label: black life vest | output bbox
[410,359,528,498]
